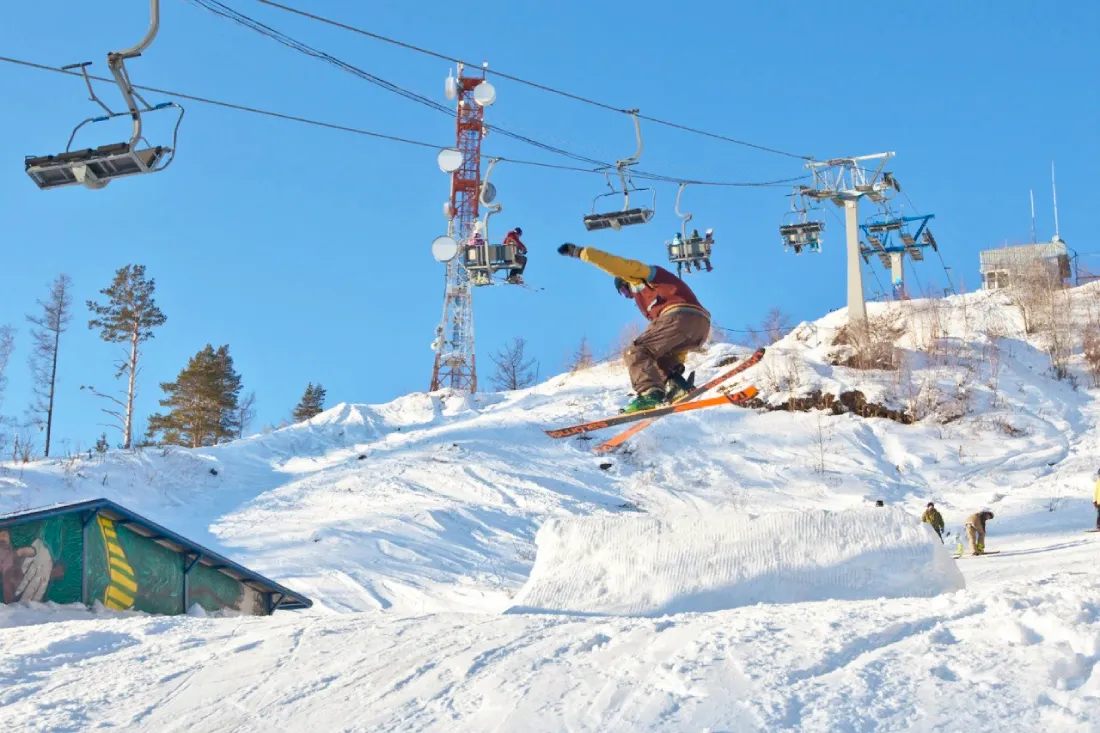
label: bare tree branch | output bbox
[490,337,538,391]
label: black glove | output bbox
[558,243,581,258]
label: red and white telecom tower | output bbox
[429,64,493,392]
[429,65,487,391]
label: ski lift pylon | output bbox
[582,110,655,232]
[665,183,714,277]
[24,0,183,190]
[463,159,523,286]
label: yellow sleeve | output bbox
[1095,479,1100,503]
[579,247,653,282]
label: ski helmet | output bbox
[614,277,632,298]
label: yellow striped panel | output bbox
[111,572,138,594]
[97,516,139,611]
[109,556,135,577]
[106,585,134,608]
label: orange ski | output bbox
[544,385,758,439]
[593,348,765,452]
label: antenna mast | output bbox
[429,64,490,393]
[1051,161,1061,241]
[1030,189,1037,243]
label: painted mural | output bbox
[0,515,82,604]
[1,504,307,616]
[85,516,184,615]
[189,562,265,615]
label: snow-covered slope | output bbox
[2,288,1099,731]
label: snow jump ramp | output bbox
[507,508,963,617]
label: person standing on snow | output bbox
[964,509,994,555]
[557,242,711,413]
[921,502,945,542]
[503,227,527,284]
[1093,469,1100,530]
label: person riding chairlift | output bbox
[503,227,527,284]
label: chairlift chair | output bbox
[463,158,523,286]
[582,111,655,232]
[665,183,713,276]
[779,210,824,255]
[24,0,183,190]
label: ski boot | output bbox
[664,371,695,403]
[621,389,666,414]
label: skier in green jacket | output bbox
[921,502,945,542]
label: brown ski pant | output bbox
[625,310,711,395]
[966,523,985,554]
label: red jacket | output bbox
[503,231,527,254]
[578,248,708,323]
[629,266,706,322]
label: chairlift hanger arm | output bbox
[105,0,165,150]
[113,0,162,60]
[616,109,643,169]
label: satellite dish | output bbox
[481,181,497,204]
[444,72,457,100]
[437,148,463,173]
[473,81,496,107]
[431,235,459,262]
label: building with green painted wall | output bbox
[0,499,311,615]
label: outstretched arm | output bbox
[558,244,653,281]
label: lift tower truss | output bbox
[430,65,488,393]
[801,152,897,323]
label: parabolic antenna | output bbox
[473,81,496,107]
[481,181,497,204]
[431,235,459,262]
[437,147,463,173]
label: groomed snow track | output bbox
[507,508,964,617]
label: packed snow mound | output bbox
[508,507,964,617]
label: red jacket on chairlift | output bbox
[503,230,527,254]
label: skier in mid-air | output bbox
[557,242,711,413]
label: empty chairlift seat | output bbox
[25,143,170,190]
[583,206,654,232]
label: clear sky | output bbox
[1,0,1097,452]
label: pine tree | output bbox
[27,274,73,457]
[146,345,243,447]
[85,265,167,449]
[292,383,326,423]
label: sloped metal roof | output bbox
[0,498,312,611]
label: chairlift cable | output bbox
[2,55,800,190]
[900,190,956,295]
[186,0,611,169]
[192,0,811,186]
[250,0,813,161]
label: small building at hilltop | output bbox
[979,237,1070,291]
[0,498,311,615]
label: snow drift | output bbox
[507,507,964,617]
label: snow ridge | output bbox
[508,507,964,616]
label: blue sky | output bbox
[1,0,1097,451]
